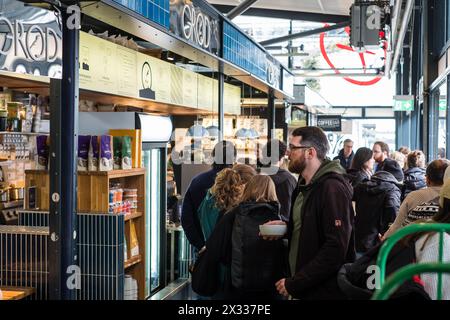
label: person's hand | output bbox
[275,278,289,297]
[259,220,287,241]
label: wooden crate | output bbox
[24,168,146,300]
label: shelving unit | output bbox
[0,71,213,116]
[0,132,49,136]
[24,168,146,300]
[124,254,142,269]
[125,211,143,221]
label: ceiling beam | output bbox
[213,4,350,23]
[226,0,260,20]
[260,21,350,46]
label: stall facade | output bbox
[0,0,294,300]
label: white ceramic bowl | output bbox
[259,224,287,236]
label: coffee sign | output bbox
[317,115,342,132]
[170,0,220,55]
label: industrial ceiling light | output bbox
[186,121,209,138]
[235,128,249,140]
[247,128,260,139]
[206,125,219,140]
[166,51,175,61]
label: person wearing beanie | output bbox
[412,179,450,300]
[346,147,374,187]
[444,166,450,183]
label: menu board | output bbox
[224,83,241,115]
[197,75,214,110]
[182,68,198,107]
[117,47,138,97]
[79,32,241,111]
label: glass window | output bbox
[438,81,447,159]
[144,148,162,296]
[325,119,396,159]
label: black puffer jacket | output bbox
[402,167,426,201]
[203,201,288,299]
[353,171,401,253]
[346,168,370,188]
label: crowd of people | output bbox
[181,126,450,300]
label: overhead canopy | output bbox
[207,0,353,16]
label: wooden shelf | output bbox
[77,168,146,178]
[124,211,142,221]
[0,286,35,300]
[124,255,142,269]
[0,132,49,136]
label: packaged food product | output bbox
[130,221,139,257]
[113,136,122,170]
[36,135,49,170]
[88,136,99,171]
[77,135,91,171]
[121,136,132,170]
[99,135,113,171]
[109,189,115,204]
[116,188,123,203]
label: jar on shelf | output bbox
[0,110,7,132]
[7,102,22,132]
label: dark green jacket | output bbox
[286,160,356,300]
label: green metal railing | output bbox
[372,223,450,300]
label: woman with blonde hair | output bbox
[195,175,287,299]
[232,163,257,186]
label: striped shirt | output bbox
[416,233,450,300]
[383,186,442,239]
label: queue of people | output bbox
[181,127,450,300]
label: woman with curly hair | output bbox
[198,165,256,244]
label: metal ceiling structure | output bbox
[208,0,354,16]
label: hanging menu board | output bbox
[79,32,241,113]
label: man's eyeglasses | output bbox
[288,144,312,151]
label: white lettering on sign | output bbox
[267,61,280,87]
[0,16,60,62]
[181,4,218,51]
[318,119,340,128]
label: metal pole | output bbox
[218,71,225,141]
[267,89,275,140]
[49,8,79,300]
[227,0,259,20]
[288,20,293,70]
[260,21,349,47]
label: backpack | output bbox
[197,190,221,242]
[230,203,288,294]
[338,241,431,300]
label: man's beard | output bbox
[289,159,306,175]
